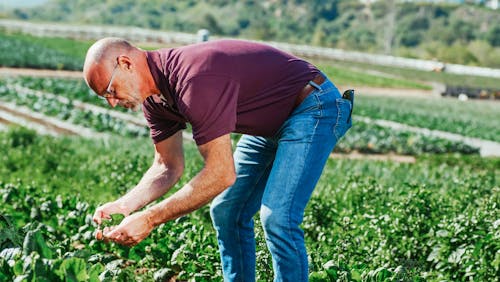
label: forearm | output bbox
[117,163,181,214]
[146,166,234,226]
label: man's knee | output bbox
[209,197,230,226]
[260,205,289,235]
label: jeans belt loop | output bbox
[293,73,326,109]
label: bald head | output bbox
[83,38,140,94]
[82,37,158,109]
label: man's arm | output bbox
[147,133,236,225]
[103,133,236,246]
[93,131,184,224]
[118,130,185,213]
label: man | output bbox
[84,37,353,281]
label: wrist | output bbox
[115,199,133,216]
[144,208,160,228]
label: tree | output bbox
[486,25,500,47]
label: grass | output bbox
[1,31,94,60]
[321,58,500,90]
[0,30,176,70]
[318,63,433,90]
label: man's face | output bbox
[100,63,143,111]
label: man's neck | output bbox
[140,50,161,100]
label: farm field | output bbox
[0,77,481,155]
[1,74,498,281]
[355,95,500,143]
[1,127,498,281]
[3,29,499,91]
[1,29,499,282]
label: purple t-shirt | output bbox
[143,39,319,145]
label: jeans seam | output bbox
[286,130,315,280]
[333,99,342,140]
[232,200,244,279]
[313,93,323,119]
[234,137,276,280]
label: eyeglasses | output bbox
[102,64,119,99]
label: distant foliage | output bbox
[0,32,83,70]
[6,0,500,67]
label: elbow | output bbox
[225,172,236,188]
[171,164,184,183]
[221,170,236,189]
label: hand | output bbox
[92,200,131,225]
[102,211,154,246]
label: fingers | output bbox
[93,209,105,225]
[92,207,113,225]
[103,227,138,246]
[95,229,103,240]
[92,210,102,225]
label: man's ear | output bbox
[117,55,133,71]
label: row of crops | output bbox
[0,77,481,155]
[1,127,498,281]
[354,95,500,143]
[0,32,88,71]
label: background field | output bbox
[1,2,499,281]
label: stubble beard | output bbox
[120,91,143,111]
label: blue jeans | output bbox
[210,77,353,281]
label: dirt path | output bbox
[0,67,83,79]
[331,152,416,163]
[337,84,440,98]
[0,101,108,138]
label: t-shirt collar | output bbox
[145,50,173,106]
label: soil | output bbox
[330,152,416,163]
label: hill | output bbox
[4,0,500,67]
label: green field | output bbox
[5,30,495,91]
[1,29,499,282]
[318,64,432,90]
[0,77,481,155]
[355,95,500,142]
[0,31,91,70]
[0,127,498,281]
[325,59,500,90]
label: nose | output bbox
[106,97,119,108]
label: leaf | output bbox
[154,268,176,282]
[427,246,441,262]
[351,269,362,281]
[309,271,329,282]
[448,247,466,264]
[22,227,53,259]
[0,247,21,261]
[88,263,104,282]
[59,257,88,282]
[100,214,125,228]
[117,267,135,281]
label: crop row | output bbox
[0,32,85,71]
[11,77,132,114]
[355,95,500,143]
[0,82,149,138]
[0,128,498,281]
[0,78,480,155]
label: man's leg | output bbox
[260,80,352,281]
[210,134,277,281]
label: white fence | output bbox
[1,19,500,78]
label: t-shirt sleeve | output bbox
[177,75,239,145]
[142,97,187,144]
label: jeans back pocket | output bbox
[333,98,353,140]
